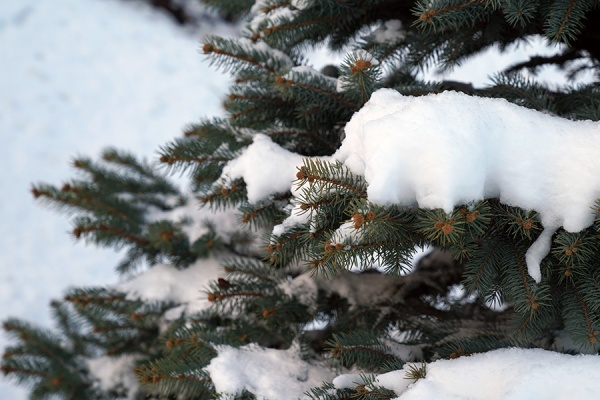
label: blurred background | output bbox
[0,1,594,398]
[0,1,236,397]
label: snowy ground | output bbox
[1,0,598,398]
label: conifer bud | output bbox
[165,340,174,348]
[202,43,214,53]
[466,211,480,223]
[221,188,230,196]
[31,188,42,198]
[350,59,372,74]
[420,9,436,23]
[159,155,174,165]
[218,278,231,289]
[441,224,453,235]
[208,293,216,302]
[262,307,276,318]
[353,212,365,229]
[50,377,62,386]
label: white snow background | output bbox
[1,0,599,398]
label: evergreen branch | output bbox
[555,0,578,41]
[263,16,338,37]
[73,223,148,247]
[283,77,359,109]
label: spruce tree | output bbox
[3,1,600,398]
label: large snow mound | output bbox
[385,347,600,399]
[336,89,600,233]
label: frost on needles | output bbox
[3,0,600,399]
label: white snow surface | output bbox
[116,258,224,320]
[205,343,335,399]
[337,89,600,233]
[376,348,600,399]
[86,355,140,400]
[221,134,304,203]
[335,89,600,280]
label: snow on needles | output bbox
[221,134,304,203]
[221,89,600,281]
[116,259,224,319]
[205,343,335,399]
[336,89,600,281]
[337,89,600,232]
